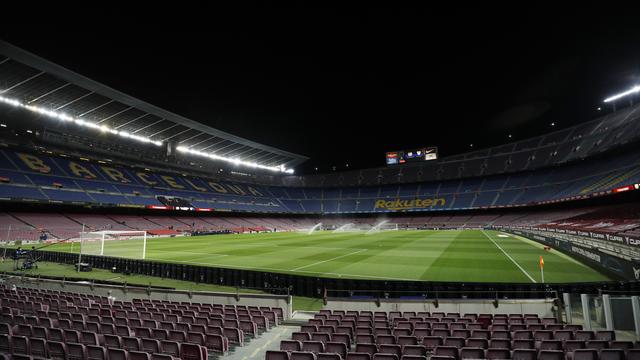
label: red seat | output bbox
[107,348,127,360]
[46,341,67,360]
[267,350,291,360]
[538,350,565,360]
[67,343,87,360]
[402,345,427,357]
[141,338,160,354]
[325,342,348,358]
[434,346,458,360]
[291,352,317,360]
[160,340,181,357]
[318,354,341,360]
[282,340,303,352]
[460,347,485,360]
[373,354,398,360]
[86,345,107,360]
[129,351,151,360]
[29,337,47,358]
[180,343,207,360]
[11,335,29,355]
[512,349,536,360]
[347,353,372,360]
[599,349,625,360]
[486,348,511,360]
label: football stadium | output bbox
[2,12,640,360]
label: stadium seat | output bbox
[570,349,598,360]
[67,343,87,360]
[433,346,458,360]
[29,337,46,358]
[303,341,326,354]
[595,331,615,341]
[141,339,160,354]
[459,347,484,360]
[512,349,537,360]
[267,350,291,360]
[129,351,152,360]
[379,344,402,358]
[627,349,640,360]
[46,341,67,360]
[346,353,372,360]
[292,351,317,360]
[317,353,342,360]
[486,348,511,360]
[180,343,207,360]
[325,342,348,358]
[466,338,488,349]
[107,348,128,360]
[11,335,29,355]
[539,340,563,351]
[373,354,398,360]
[599,349,625,360]
[86,345,107,360]
[539,350,565,360]
[160,340,181,357]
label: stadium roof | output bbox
[0,40,308,171]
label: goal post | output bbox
[79,230,148,260]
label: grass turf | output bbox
[39,229,609,283]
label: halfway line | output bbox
[481,230,536,283]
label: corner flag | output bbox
[539,256,544,269]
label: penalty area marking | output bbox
[291,249,368,271]
[481,230,536,283]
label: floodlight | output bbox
[603,85,640,103]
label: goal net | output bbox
[79,230,148,260]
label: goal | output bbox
[79,230,148,260]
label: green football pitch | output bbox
[45,229,609,283]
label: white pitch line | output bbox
[295,269,417,281]
[151,249,224,256]
[481,230,536,283]
[147,254,228,264]
[291,249,368,271]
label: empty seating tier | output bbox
[269,310,633,360]
[0,285,284,360]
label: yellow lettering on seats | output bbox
[136,172,157,185]
[184,179,207,192]
[227,184,246,195]
[161,175,184,189]
[101,167,130,183]
[208,182,228,193]
[17,153,51,173]
[69,162,96,179]
[247,186,263,197]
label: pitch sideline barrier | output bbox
[6,248,639,299]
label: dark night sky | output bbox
[2,5,640,174]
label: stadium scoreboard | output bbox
[386,147,438,165]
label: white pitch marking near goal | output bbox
[291,248,368,271]
[79,230,148,260]
[481,230,536,283]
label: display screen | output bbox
[386,147,438,165]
